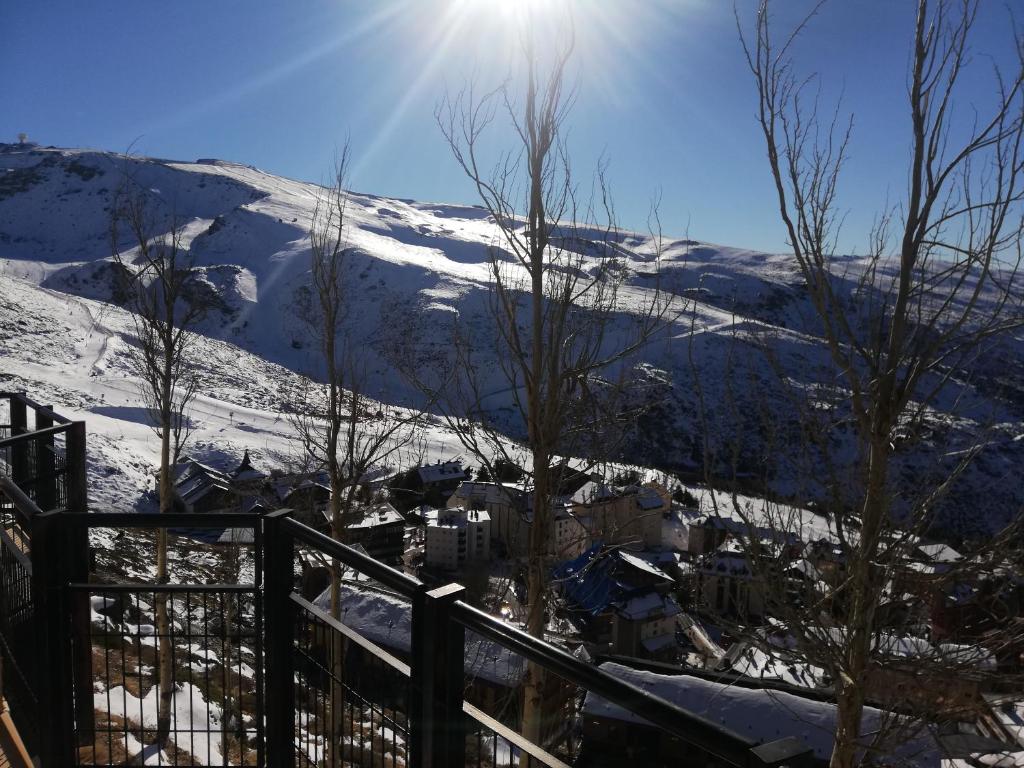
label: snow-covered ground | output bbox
[2,142,1022,533]
[0,271,471,512]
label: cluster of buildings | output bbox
[166,450,1024,764]
[165,452,405,563]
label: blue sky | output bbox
[3,1,1019,253]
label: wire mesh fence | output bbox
[293,595,412,767]
[0,516,38,755]
[71,583,262,767]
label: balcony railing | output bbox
[0,392,87,522]
[0,395,817,767]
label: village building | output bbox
[697,542,767,620]
[552,498,588,559]
[686,514,800,557]
[168,458,241,514]
[227,450,267,493]
[447,481,526,553]
[346,502,406,564]
[424,506,491,571]
[554,545,682,662]
[448,480,587,559]
[573,481,670,550]
[272,476,332,531]
[417,459,469,497]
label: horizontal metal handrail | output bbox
[2,500,798,766]
[68,582,257,594]
[0,477,45,520]
[293,584,570,767]
[282,516,421,596]
[0,527,32,572]
[462,700,570,768]
[451,600,756,766]
[0,424,72,449]
[59,511,262,529]
[291,593,412,676]
[0,393,74,425]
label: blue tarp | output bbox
[552,543,671,618]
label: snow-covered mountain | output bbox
[1,143,1021,534]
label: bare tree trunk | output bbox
[327,468,344,768]
[154,361,175,750]
[521,468,549,751]
[831,436,888,767]
[152,421,173,753]
[291,150,422,767]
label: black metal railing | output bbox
[0,392,87,521]
[263,512,815,768]
[292,594,412,767]
[0,505,37,754]
[0,396,816,767]
[0,504,818,768]
[0,392,88,760]
[59,513,264,768]
[73,582,262,766]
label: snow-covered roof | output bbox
[917,542,962,564]
[789,558,822,582]
[583,662,936,761]
[636,487,666,510]
[347,502,404,529]
[276,478,330,502]
[217,527,255,545]
[177,473,233,505]
[618,551,672,581]
[449,481,522,506]
[571,481,618,506]
[724,643,826,689]
[313,583,525,687]
[229,451,266,482]
[428,507,490,529]
[616,592,680,621]
[417,460,466,484]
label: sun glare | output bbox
[491,0,563,23]
[448,0,668,113]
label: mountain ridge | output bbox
[1,143,1021,535]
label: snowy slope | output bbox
[1,143,1022,532]
[0,271,466,512]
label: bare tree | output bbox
[728,1,1024,764]
[290,148,422,765]
[110,169,205,759]
[426,20,671,751]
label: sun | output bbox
[491,0,564,22]
[456,0,567,29]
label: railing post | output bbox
[33,406,54,512]
[9,396,27,490]
[408,583,432,768]
[410,582,466,768]
[66,421,88,514]
[31,510,75,767]
[263,510,296,766]
[66,511,94,748]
